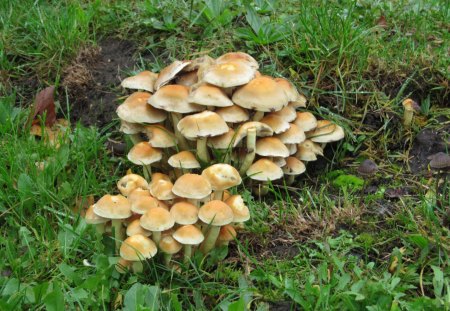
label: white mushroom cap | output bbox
[188,83,234,107]
[177,111,228,139]
[216,52,259,69]
[201,164,242,191]
[148,85,203,113]
[256,137,289,158]
[121,71,158,93]
[215,105,250,123]
[140,207,175,232]
[260,114,291,134]
[310,125,345,143]
[276,124,306,144]
[168,151,201,169]
[154,60,191,90]
[202,61,256,88]
[246,159,283,181]
[145,125,177,148]
[294,112,317,132]
[283,157,306,175]
[116,92,167,124]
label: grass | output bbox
[1,0,449,310]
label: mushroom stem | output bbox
[188,199,199,207]
[171,113,190,150]
[286,175,295,186]
[253,111,264,121]
[163,253,172,267]
[239,128,256,175]
[197,137,209,163]
[111,219,124,253]
[94,223,105,237]
[152,231,162,244]
[200,225,220,254]
[183,245,192,264]
[403,109,414,129]
[128,133,142,145]
[254,181,269,196]
[131,261,143,273]
[213,190,224,200]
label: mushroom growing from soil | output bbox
[127,142,162,180]
[140,207,175,244]
[121,71,158,93]
[201,164,242,200]
[120,234,157,273]
[172,173,212,207]
[85,205,108,237]
[173,224,205,263]
[402,98,420,129]
[159,235,182,267]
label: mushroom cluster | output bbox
[84,164,249,273]
[117,52,345,191]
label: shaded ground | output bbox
[60,38,136,127]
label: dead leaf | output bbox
[28,86,56,127]
[376,15,387,29]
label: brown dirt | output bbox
[60,38,136,127]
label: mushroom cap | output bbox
[310,125,345,143]
[294,112,317,132]
[402,98,420,111]
[172,225,204,245]
[216,52,259,69]
[116,92,167,124]
[93,194,132,219]
[260,114,291,134]
[232,76,288,112]
[159,235,182,254]
[357,159,379,176]
[121,71,158,93]
[429,152,450,170]
[215,105,250,123]
[188,83,234,107]
[290,94,307,108]
[299,139,324,156]
[145,125,177,148]
[198,200,234,226]
[295,147,317,161]
[154,60,191,90]
[117,174,149,197]
[202,61,256,88]
[128,188,152,204]
[148,85,203,113]
[176,70,199,87]
[184,55,215,72]
[233,121,273,147]
[217,225,237,243]
[115,258,132,274]
[168,151,201,169]
[170,201,199,225]
[126,219,152,237]
[120,234,157,261]
[274,77,300,102]
[276,124,306,144]
[286,143,297,155]
[306,120,336,139]
[283,157,306,175]
[140,207,175,232]
[271,105,297,122]
[256,137,289,158]
[151,173,171,183]
[127,142,162,165]
[207,129,236,149]
[149,179,176,201]
[131,195,168,215]
[225,195,250,222]
[119,120,143,135]
[172,174,212,199]
[85,205,108,224]
[201,164,242,191]
[177,111,228,139]
[246,158,284,181]
[273,157,287,167]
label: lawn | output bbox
[0,0,449,310]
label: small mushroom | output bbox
[172,225,204,264]
[140,207,175,244]
[402,98,420,129]
[159,235,182,267]
[201,164,242,200]
[120,234,157,273]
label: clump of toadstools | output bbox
[85,164,248,273]
[116,52,345,193]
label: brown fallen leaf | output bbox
[28,86,56,127]
[376,15,387,29]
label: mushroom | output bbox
[172,225,204,263]
[121,71,158,93]
[127,142,162,180]
[154,60,192,90]
[215,105,250,126]
[93,194,132,252]
[225,195,250,223]
[188,83,234,108]
[246,158,284,196]
[216,225,237,247]
[120,234,157,273]
[282,157,306,185]
[429,152,450,197]
[260,114,291,134]
[271,105,297,122]
[170,201,199,225]
[202,61,256,88]
[207,129,236,163]
[168,150,201,177]
[115,257,132,274]
[159,235,182,267]
[215,52,259,70]
[276,124,306,145]
[127,188,152,204]
[274,78,306,108]
[117,174,149,197]
[140,207,175,244]
[402,98,420,129]
[201,164,242,200]
[310,124,345,144]
[172,173,212,206]
[256,137,290,159]
[177,111,229,163]
[126,219,152,237]
[149,179,176,201]
[293,112,317,132]
[198,200,234,254]
[84,205,108,237]
[131,195,168,215]
[144,125,177,149]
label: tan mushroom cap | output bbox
[299,139,324,156]
[128,142,162,165]
[286,143,297,155]
[402,98,420,111]
[128,188,152,204]
[176,70,199,87]
[188,84,234,107]
[215,105,250,123]
[170,201,199,225]
[140,207,175,232]
[225,195,250,222]
[260,114,291,134]
[183,55,215,72]
[217,225,237,242]
[85,205,108,225]
[149,179,176,201]
[131,195,168,215]
[256,137,290,158]
[202,61,256,88]
[126,219,152,237]
[306,120,336,139]
[274,78,301,103]
[207,129,235,149]
[295,142,318,161]
[168,151,200,169]
[232,76,288,112]
[289,93,307,108]
[120,234,157,261]
[283,157,306,175]
[159,235,182,254]
[276,124,306,144]
[177,111,229,139]
[246,158,284,181]
[154,60,192,90]
[198,200,234,226]
[93,194,132,219]
[145,125,177,148]
[271,105,297,122]
[172,225,204,245]
[148,85,203,113]
[117,174,149,197]
[233,121,273,147]
[121,71,158,93]
[202,164,242,191]
[116,258,132,274]
[273,157,287,167]
[216,52,259,69]
[119,120,143,135]
[172,174,212,199]
[116,92,167,124]
[310,125,345,143]
[294,112,317,132]
[151,173,171,183]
